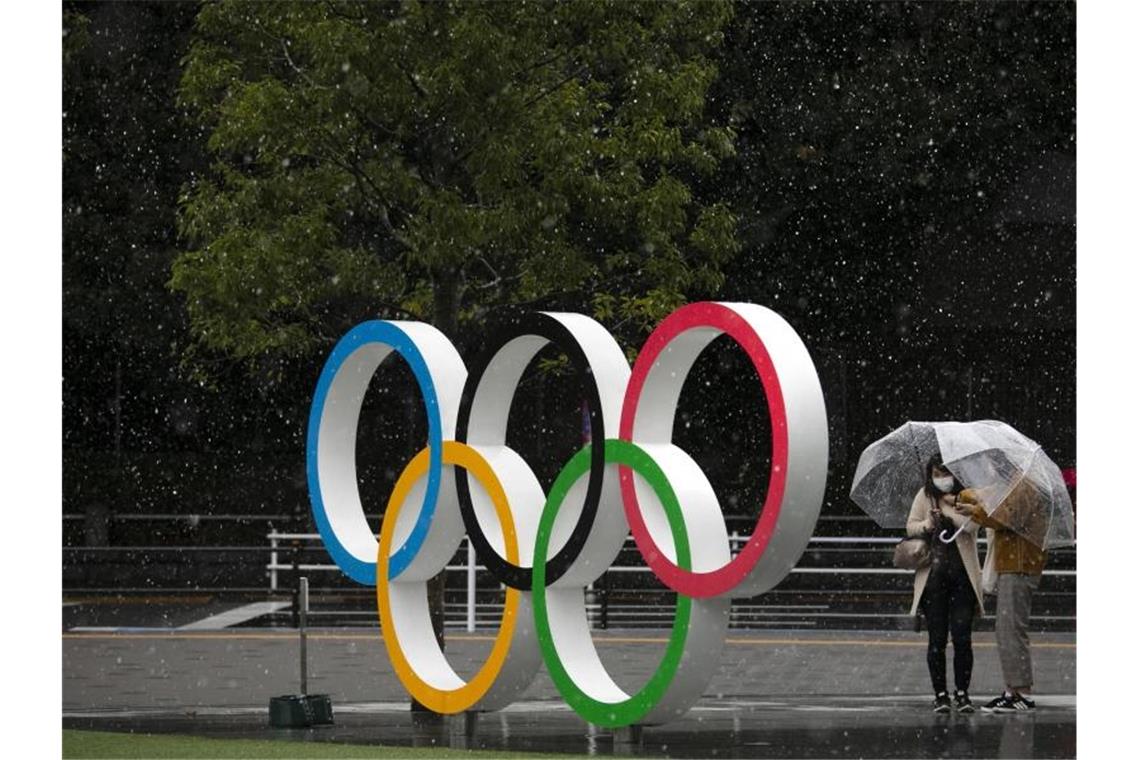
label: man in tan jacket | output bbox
[955,479,1047,712]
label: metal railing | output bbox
[61,513,1075,631]
[265,530,1076,632]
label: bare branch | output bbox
[447,62,589,171]
[349,102,401,140]
[523,64,589,108]
[306,141,416,250]
[320,1,367,23]
[275,37,332,92]
[514,48,574,79]
[397,62,430,100]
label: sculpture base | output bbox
[268,694,334,728]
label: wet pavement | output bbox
[62,628,1077,708]
[63,625,1075,757]
[64,696,1074,758]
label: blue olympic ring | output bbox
[306,321,445,584]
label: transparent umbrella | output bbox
[850,419,1075,550]
[848,421,943,529]
[934,420,1075,550]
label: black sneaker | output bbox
[954,691,975,713]
[982,692,1036,712]
[932,692,952,713]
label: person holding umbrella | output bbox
[954,478,1047,712]
[907,455,985,714]
[850,420,1072,714]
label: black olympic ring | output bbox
[454,311,609,590]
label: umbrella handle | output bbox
[938,521,970,544]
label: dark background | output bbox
[62,2,1074,580]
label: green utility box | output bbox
[268,694,334,728]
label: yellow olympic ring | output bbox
[376,441,520,714]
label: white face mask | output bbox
[933,475,955,493]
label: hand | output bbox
[952,498,976,517]
[957,489,980,505]
[928,503,943,531]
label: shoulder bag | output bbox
[893,535,931,570]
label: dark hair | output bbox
[924,454,963,501]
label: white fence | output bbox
[267,531,1076,632]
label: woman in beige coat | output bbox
[906,456,985,713]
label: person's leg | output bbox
[948,574,976,694]
[995,573,1038,695]
[1009,574,1039,695]
[923,576,950,695]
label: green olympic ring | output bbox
[532,439,694,727]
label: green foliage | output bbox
[173,0,740,365]
[62,10,90,67]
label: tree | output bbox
[63,2,317,556]
[709,1,1074,337]
[64,2,208,544]
[64,1,203,452]
[172,0,740,366]
[703,1,1076,501]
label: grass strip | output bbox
[63,729,580,759]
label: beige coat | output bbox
[906,489,985,616]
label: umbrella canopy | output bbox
[850,419,1075,550]
[934,420,1075,550]
[849,421,942,529]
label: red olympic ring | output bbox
[619,302,790,598]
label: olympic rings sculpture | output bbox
[307,302,828,726]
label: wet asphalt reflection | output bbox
[64,696,1074,758]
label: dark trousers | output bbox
[921,561,976,694]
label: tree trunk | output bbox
[88,355,122,548]
[432,267,460,337]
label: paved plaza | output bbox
[63,610,1076,758]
